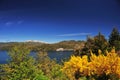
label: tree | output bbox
[81,32,108,56]
[36,51,68,80]
[109,27,120,50]
[93,32,108,54]
[2,44,48,80]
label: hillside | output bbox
[0,40,85,51]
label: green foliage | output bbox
[8,44,30,63]
[0,44,69,80]
[109,27,120,51]
[0,40,84,52]
[77,32,108,56]
[93,32,108,54]
[79,77,87,80]
[50,64,68,80]
[36,51,56,76]
[73,44,85,56]
[36,51,68,80]
[2,44,48,80]
[0,64,3,79]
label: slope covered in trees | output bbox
[0,40,84,51]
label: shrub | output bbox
[36,51,68,80]
[62,48,120,80]
[2,44,48,80]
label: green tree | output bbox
[81,32,108,56]
[36,51,68,80]
[2,44,48,80]
[109,27,120,50]
[93,32,108,54]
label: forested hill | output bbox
[0,40,85,51]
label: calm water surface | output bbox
[0,51,73,64]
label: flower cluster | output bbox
[62,48,120,79]
[62,55,90,80]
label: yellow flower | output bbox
[62,48,120,79]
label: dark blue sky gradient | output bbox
[0,0,120,43]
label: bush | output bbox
[2,44,48,80]
[36,51,68,80]
[62,48,120,80]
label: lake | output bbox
[0,51,73,64]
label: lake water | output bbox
[0,51,73,64]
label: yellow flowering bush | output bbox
[62,55,90,80]
[62,48,120,80]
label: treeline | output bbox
[0,40,84,51]
[33,40,84,51]
[0,42,45,51]
[74,27,120,56]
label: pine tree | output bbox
[93,32,108,54]
[109,27,120,50]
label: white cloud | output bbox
[5,22,14,26]
[5,20,23,26]
[57,33,91,36]
[17,20,23,24]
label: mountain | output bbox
[0,40,85,51]
[25,40,48,44]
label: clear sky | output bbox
[0,0,120,43]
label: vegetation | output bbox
[0,27,120,80]
[0,40,84,51]
[109,27,120,51]
[1,44,49,80]
[62,48,120,80]
[36,51,68,80]
[74,32,108,56]
[74,27,120,56]
[0,44,68,80]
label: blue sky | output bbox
[0,0,120,43]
